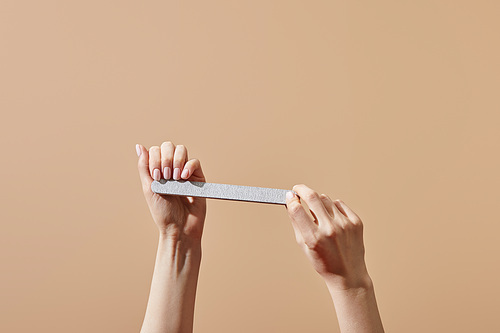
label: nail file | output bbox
[151,179,293,205]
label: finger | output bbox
[292,184,332,228]
[136,144,152,193]
[319,194,334,217]
[334,200,363,226]
[181,158,206,181]
[319,193,343,218]
[285,191,318,246]
[160,141,175,179]
[291,219,305,246]
[172,145,188,180]
[149,145,161,181]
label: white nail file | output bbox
[151,179,293,205]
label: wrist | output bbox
[323,271,373,293]
[325,274,385,333]
[159,222,202,244]
[158,221,203,243]
[158,231,202,268]
[325,274,375,309]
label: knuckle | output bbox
[294,234,303,245]
[351,215,362,224]
[161,141,174,148]
[292,184,305,192]
[288,202,302,216]
[323,226,337,238]
[320,194,332,203]
[332,215,344,226]
[342,221,354,232]
[304,233,321,250]
[352,218,363,229]
[161,152,172,162]
[304,190,319,202]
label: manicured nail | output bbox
[136,144,141,157]
[181,168,189,179]
[164,167,171,179]
[153,168,161,180]
[173,168,181,180]
[286,191,294,200]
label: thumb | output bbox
[136,144,153,194]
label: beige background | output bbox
[1,1,499,332]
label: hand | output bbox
[285,185,371,291]
[136,142,207,241]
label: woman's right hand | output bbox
[136,141,207,242]
[285,185,371,291]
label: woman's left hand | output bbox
[136,141,207,242]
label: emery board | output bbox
[151,179,293,205]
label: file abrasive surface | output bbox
[151,179,292,205]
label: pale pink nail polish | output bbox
[153,168,161,180]
[286,191,294,200]
[164,167,171,179]
[181,168,189,179]
[173,168,180,180]
[136,144,141,157]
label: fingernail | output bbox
[153,168,161,180]
[181,168,189,179]
[173,168,181,180]
[286,191,294,200]
[164,167,171,179]
[136,144,141,157]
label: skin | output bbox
[285,187,385,333]
[137,141,384,333]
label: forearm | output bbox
[140,233,202,333]
[326,276,384,333]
